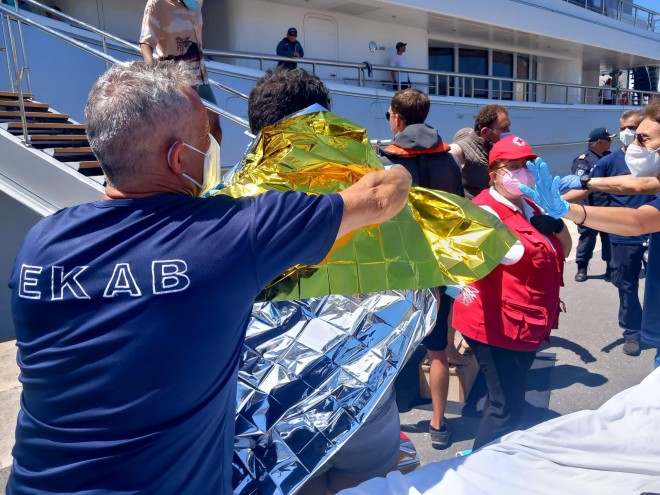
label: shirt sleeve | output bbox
[251,191,344,288]
[645,196,660,212]
[479,204,524,265]
[590,155,610,178]
[139,0,159,47]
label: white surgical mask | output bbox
[168,134,221,196]
[624,144,660,177]
[619,128,635,147]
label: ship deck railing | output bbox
[562,0,660,33]
[0,0,249,138]
[1,0,658,145]
[205,49,659,107]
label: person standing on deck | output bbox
[390,42,410,91]
[276,27,304,70]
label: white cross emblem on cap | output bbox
[512,137,526,147]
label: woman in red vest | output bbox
[452,135,572,450]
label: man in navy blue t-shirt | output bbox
[565,111,652,356]
[533,101,660,369]
[7,62,412,494]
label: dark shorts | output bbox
[193,83,217,105]
[422,292,452,351]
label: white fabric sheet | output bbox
[339,368,660,495]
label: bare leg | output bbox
[428,349,449,430]
[446,300,471,366]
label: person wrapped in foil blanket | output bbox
[217,73,517,494]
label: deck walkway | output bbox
[1,223,655,488]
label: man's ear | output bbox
[479,127,490,140]
[167,141,186,175]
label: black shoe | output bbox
[623,339,641,356]
[575,268,587,282]
[604,266,612,282]
[429,420,451,449]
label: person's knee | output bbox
[428,349,448,366]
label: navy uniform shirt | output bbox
[642,195,660,347]
[571,147,610,207]
[590,148,655,245]
[8,191,343,495]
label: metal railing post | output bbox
[6,11,21,95]
[101,35,109,70]
[16,67,30,145]
[13,12,31,93]
[1,13,15,92]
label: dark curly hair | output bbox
[473,104,507,133]
[247,67,331,134]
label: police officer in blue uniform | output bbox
[571,128,615,282]
[589,112,652,356]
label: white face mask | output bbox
[625,144,660,177]
[168,134,221,196]
[619,128,635,147]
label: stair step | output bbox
[67,160,103,177]
[5,122,86,132]
[0,111,69,121]
[0,91,32,100]
[0,100,49,110]
[47,146,96,162]
[28,134,89,148]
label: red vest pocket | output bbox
[501,299,549,346]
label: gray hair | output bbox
[620,109,644,123]
[85,61,197,188]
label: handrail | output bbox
[204,49,660,106]
[0,3,249,129]
[22,0,142,56]
[561,0,660,33]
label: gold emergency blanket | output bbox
[221,110,517,300]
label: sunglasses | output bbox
[385,111,391,120]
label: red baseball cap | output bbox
[488,135,538,165]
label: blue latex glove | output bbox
[444,285,460,299]
[557,174,582,192]
[519,157,569,219]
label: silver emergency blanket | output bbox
[232,290,437,494]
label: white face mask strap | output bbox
[167,140,207,191]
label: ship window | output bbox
[492,51,513,100]
[428,47,454,96]
[459,48,488,98]
[516,55,535,102]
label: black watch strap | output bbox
[580,174,591,190]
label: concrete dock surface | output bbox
[1,222,655,489]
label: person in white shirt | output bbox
[390,42,410,91]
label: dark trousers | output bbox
[575,225,611,268]
[463,337,537,450]
[392,81,411,91]
[610,243,646,341]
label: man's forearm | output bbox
[337,167,412,239]
[562,189,589,203]
[587,175,660,195]
[563,203,656,237]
